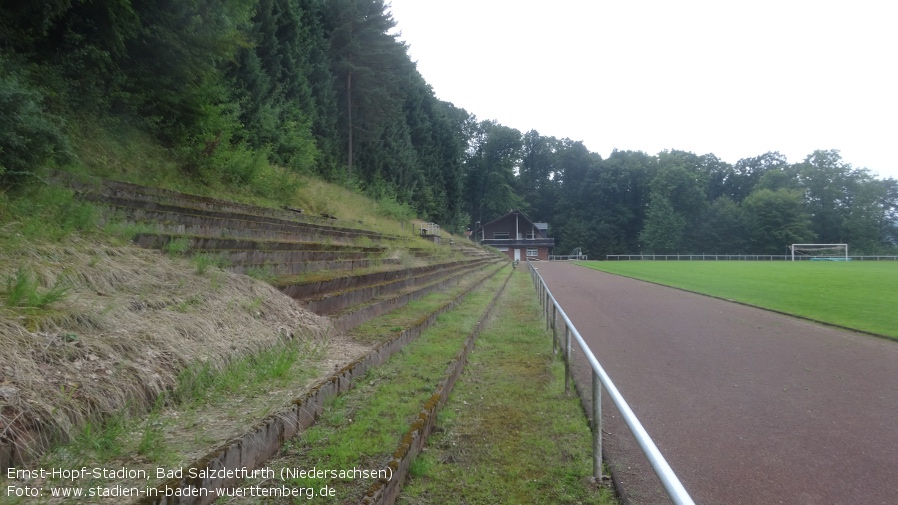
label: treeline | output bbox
[509,142,898,256]
[0,0,469,227]
[2,1,897,255]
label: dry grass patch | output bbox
[0,236,333,464]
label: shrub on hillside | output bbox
[0,58,72,185]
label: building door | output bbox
[514,248,521,261]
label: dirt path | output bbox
[533,262,898,505]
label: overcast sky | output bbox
[387,0,897,180]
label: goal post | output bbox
[790,244,849,261]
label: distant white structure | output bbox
[790,244,849,261]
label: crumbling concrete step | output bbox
[66,175,392,236]
[226,257,400,277]
[94,196,394,245]
[275,258,489,301]
[332,261,505,332]
[64,175,298,220]
[129,232,455,280]
[193,248,375,267]
[298,259,494,316]
[131,233,386,255]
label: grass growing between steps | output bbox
[348,262,506,345]
[398,270,618,505]
[222,268,510,504]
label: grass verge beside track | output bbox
[577,261,897,339]
[398,270,617,505]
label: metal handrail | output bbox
[528,261,695,505]
[549,254,589,261]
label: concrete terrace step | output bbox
[331,261,505,332]
[290,258,496,316]
[131,233,386,255]
[90,194,398,246]
[227,257,400,277]
[276,258,489,300]
[61,173,410,245]
[69,175,371,229]
[127,232,449,278]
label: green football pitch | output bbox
[576,261,897,339]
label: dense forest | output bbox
[2,0,896,256]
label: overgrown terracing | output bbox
[3,177,610,505]
[3,255,506,504]
[79,178,497,332]
[1,176,507,502]
[220,266,513,504]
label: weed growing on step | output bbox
[171,338,322,408]
[246,264,276,283]
[162,236,190,256]
[55,411,129,466]
[101,214,157,245]
[192,252,230,274]
[137,403,171,462]
[353,235,376,248]
[2,266,71,309]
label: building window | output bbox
[527,248,538,257]
[493,232,509,239]
[497,247,509,252]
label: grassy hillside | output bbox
[0,110,450,458]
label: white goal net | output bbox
[790,244,849,261]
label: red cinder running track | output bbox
[533,262,898,505]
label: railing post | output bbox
[552,304,558,355]
[593,370,603,481]
[564,325,571,395]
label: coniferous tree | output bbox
[639,194,686,253]
[327,0,412,179]
[230,0,319,172]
